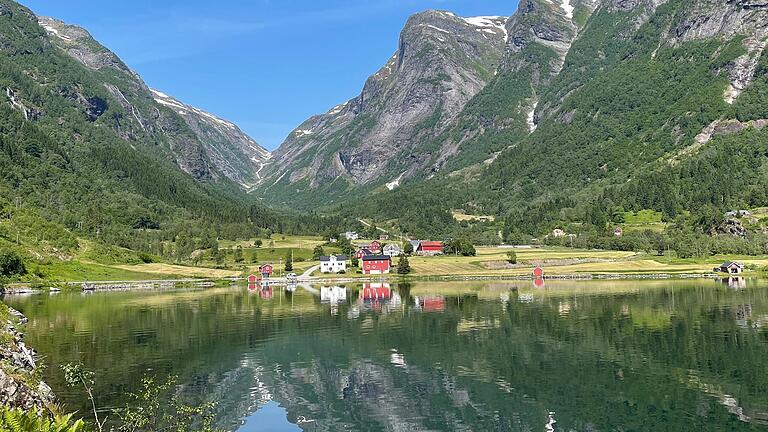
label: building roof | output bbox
[362,255,391,261]
[419,241,444,248]
[721,261,744,268]
[384,244,401,250]
[320,255,348,262]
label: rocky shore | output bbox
[0,304,55,411]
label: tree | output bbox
[251,251,258,263]
[254,239,263,248]
[284,251,293,272]
[312,245,325,260]
[443,239,476,256]
[0,249,25,277]
[234,245,244,263]
[404,241,414,255]
[397,255,412,275]
[351,257,359,268]
[506,250,517,264]
[336,237,355,256]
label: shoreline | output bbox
[0,271,739,294]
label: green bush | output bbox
[0,407,89,432]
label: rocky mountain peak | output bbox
[256,9,509,202]
[37,16,134,73]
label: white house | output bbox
[345,231,359,241]
[383,244,402,257]
[320,255,348,273]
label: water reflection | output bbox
[6,279,768,431]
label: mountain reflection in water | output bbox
[6,278,768,431]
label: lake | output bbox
[5,278,768,431]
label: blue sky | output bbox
[23,0,518,150]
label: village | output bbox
[237,229,751,287]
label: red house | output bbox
[362,255,391,275]
[533,266,544,278]
[259,264,274,278]
[368,241,382,253]
[247,274,259,284]
[417,241,444,256]
[355,248,372,259]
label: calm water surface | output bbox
[5,278,768,431]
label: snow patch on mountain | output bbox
[151,89,237,130]
[424,24,451,34]
[560,0,575,20]
[462,16,508,40]
[527,99,539,133]
[38,18,72,41]
[386,172,406,191]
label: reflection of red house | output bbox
[247,283,258,291]
[259,286,273,299]
[421,296,445,312]
[362,283,392,300]
[247,274,259,284]
[369,241,382,253]
[417,241,444,256]
[259,264,274,278]
[362,255,391,275]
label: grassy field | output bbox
[25,236,768,283]
[313,246,742,278]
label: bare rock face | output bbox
[260,10,508,192]
[711,218,749,238]
[0,308,55,411]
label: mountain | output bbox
[256,11,509,206]
[0,0,337,266]
[37,16,272,189]
[257,0,768,240]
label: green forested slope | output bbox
[332,0,768,244]
[0,0,342,277]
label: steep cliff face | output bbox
[36,16,271,187]
[150,90,272,188]
[258,10,507,204]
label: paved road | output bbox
[299,265,320,280]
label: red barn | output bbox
[369,241,382,253]
[362,255,391,275]
[259,264,274,278]
[247,274,259,284]
[417,241,444,256]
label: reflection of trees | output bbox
[7,281,768,431]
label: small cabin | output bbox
[355,248,372,259]
[247,274,259,284]
[719,262,744,274]
[259,264,274,278]
[614,227,623,237]
[533,266,544,278]
[369,241,383,253]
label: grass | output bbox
[451,210,496,222]
[35,260,181,282]
[312,246,717,278]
